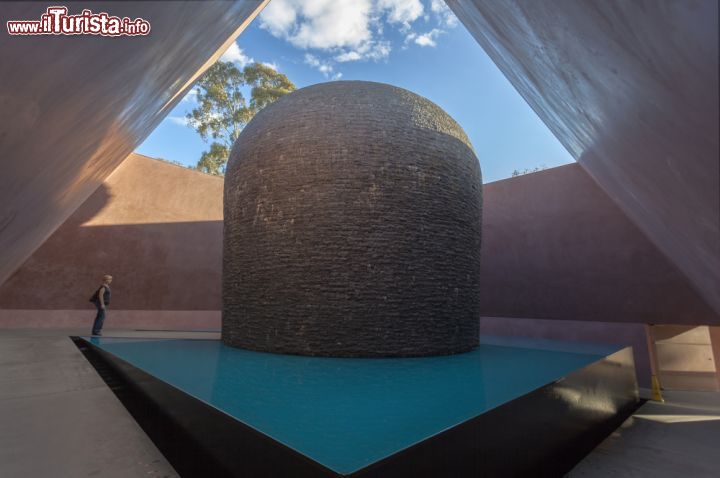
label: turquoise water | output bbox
[86,336,617,474]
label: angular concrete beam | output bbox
[447,0,720,312]
[0,1,267,287]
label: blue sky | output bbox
[137,0,573,183]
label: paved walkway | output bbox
[569,390,720,477]
[0,328,202,478]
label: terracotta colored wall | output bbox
[480,164,719,324]
[479,164,719,390]
[447,0,720,314]
[2,161,717,330]
[0,154,223,312]
[0,1,266,289]
[711,327,720,389]
[650,325,719,391]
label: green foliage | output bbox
[244,63,296,111]
[186,62,296,176]
[196,142,230,176]
[511,165,547,177]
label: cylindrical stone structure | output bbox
[223,81,482,357]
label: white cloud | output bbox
[410,28,443,47]
[259,0,418,63]
[335,51,362,62]
[261,1,451,78]
[360,40,392,60]
[258,0,299,37]
[414,34,435,47]
[304,53,343,80]
[168,116,189,126]
[335,40,391,62]
[261,0,373,50]
[304,53,321,67]
[218,43,278,73]
[219,42,253,67]
[378,0,423,27]
[430,0,458,27]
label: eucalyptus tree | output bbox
[187,62,295,175]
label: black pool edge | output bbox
[351,346,642,477]
[71,336,338,478]
[72,337,642,478]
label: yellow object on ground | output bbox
[651,374,664,402]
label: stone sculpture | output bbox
[223,81,482,357]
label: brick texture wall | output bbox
[222,81,483,357]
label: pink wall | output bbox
[711,327,720,390]
[476,163,720,389]
[479,164,718,324]
[2,160,717,332]
[0,154,223,313]
[650,325,719,391]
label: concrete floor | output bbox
[569,391,720,477]
[0,328,203,478]
[2,328,718,477]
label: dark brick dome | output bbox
[222,81,482,357]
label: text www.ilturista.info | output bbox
[7,6,151,36]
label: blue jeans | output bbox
[91,306,106,334]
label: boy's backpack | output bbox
[89,287,99,303]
